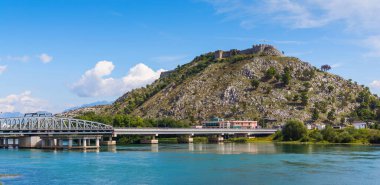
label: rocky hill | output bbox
[64,44,380,125]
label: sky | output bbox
[1,0,380,113]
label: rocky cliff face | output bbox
[64,45,376,125]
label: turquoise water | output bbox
[0,143,379,185]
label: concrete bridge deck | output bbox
[113,128,277,136]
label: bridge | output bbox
[0,117,113,135]
[0,116,114,149]
[0,116,277,148]
[113,128,276,135]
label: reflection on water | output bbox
[189,143,277,154]
[113,143,278,154]
[1,143,380,185]
[109,143,380,156]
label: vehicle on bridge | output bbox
[24,111,53,117]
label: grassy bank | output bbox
[225,135,274,143]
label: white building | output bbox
[316,123,326,130]
[352,121,366,129]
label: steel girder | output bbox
[0,117,113,132]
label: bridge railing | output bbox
[0,117,113,132]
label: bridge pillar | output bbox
[101,136,116,146]
[49,139,56,148]
[68,138,73,149]
[0,138,4,147]
[83,138,87,148]
[141,135,158,144]
[208,135,224,143]
[96,138,100,147]
[217,136,224,143]
[177,135,193,143]
[57,139,63,148]
[19,136,42,148]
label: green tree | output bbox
[300,92,309,106]
[321,64,331,72]
[281,70,291,86]
[265,67,277,79]
[282,120,307,141]
[251,79,260,90]
[327,85,334,93]
[312,108,319,121]
[327,109,336,122]
[357,108,375,121]
[302,69,315,81]
[336,131,354,143]
[309,130,323,142]
[321,126,337,142]
[293,94,300,102]
[315,101,327,113]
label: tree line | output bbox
[76,112,190,128]
[275,120,380,144]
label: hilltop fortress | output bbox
[160,44,284,79]
[214,44,284,59]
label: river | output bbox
[0,143,379,185]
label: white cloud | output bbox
[370,80,380,88]
[38,53,53,63]
[122,63,165,89]
[0,65,7,74]
[71,61,165,97]
[0,91,48,113]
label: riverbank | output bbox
[115,134,379,145]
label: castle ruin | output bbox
[214,44,283,59]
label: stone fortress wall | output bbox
[214,44,284,59]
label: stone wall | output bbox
[214,44,283,59]
[160,70,174,78]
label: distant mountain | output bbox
[0,112,23,118]
[63,101,112,112]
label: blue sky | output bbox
[1,0,380,113]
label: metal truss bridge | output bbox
[0,117,114,135]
